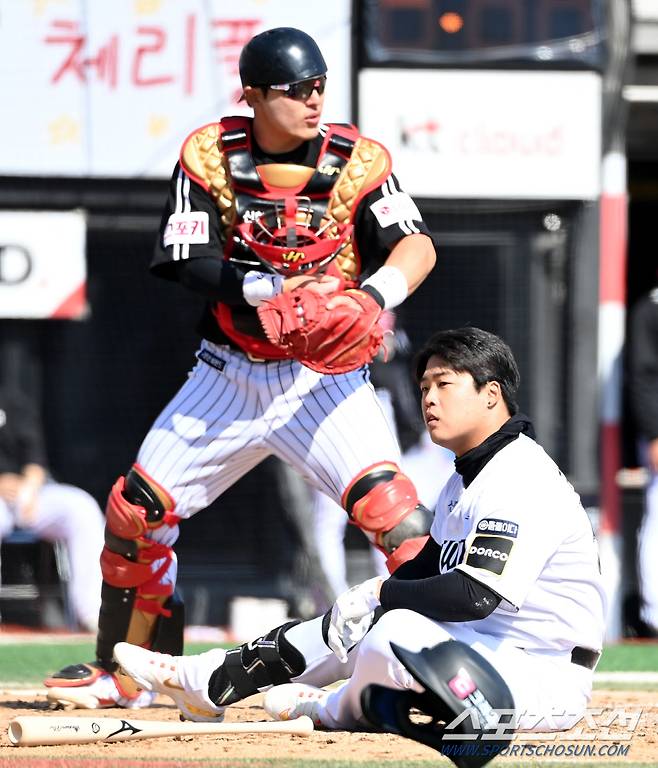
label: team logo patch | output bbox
[476,518,519,538]
[197,349,227,372]
[465,535,514,575]
[448,667,477,700]
[369,192,421,228]
[438,539,466,573]
[163,211,209,247]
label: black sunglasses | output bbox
[269,75,327,101]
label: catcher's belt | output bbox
[180,117,392,360]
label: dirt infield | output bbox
[0,689,655,765]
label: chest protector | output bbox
[180,116,391,359]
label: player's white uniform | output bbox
[288,434,606,731]
[0,483,103,630]
[630,289,658,633]
[135,342,402,587]
[312,390,454,597]
[637,439,658,630]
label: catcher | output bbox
[44,26,437,710]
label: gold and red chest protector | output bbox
[180,117,391,359]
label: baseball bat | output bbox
[8,714,314,746]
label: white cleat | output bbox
[263,683,328,728]
[113,642,226,722]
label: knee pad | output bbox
[105,463,179,539]
[208,621,305,707]
[102,463,179,605]
[361,640,516,768]
[96,465,183,670]
[342,463,433,572]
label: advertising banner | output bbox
[0,211,87,319]
[359,69,601,200]
[0,0,350,178]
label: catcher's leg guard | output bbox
[208,621,305,706]
[343,463,433,573]
[98,465,183,667]
[46,465,184,696]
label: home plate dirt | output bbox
[0,689,655,765]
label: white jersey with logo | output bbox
[289,433,606,732]
[429,433,606,653]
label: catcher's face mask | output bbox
[361,640,516,768]
[234,196,352,275]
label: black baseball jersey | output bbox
[151,123,434,350]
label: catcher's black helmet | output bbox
[361,640,516,768]
[239,27,327,87]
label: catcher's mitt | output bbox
[257,287,384,374]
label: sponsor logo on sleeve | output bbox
[476,518,519,538]
[465,535,514,575]
[369,192,422,228]
[163,211,210,246]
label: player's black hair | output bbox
[414,327,520,415]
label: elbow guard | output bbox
[343,463,433,573]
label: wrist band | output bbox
[359,284,386,309]
[360,265,408,310]
[242,270,284,307]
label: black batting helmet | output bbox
[361,640,516,768]
[239,27,327,88]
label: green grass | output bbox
[0,641,220,685]
[596,642,658,671]
[0,640,656,686]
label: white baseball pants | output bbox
[287,610,593,732]
[0,482,104,630]
[137,342,402,585]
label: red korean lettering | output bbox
[86,36,119,88]
[183,14,195,96]
[132,26,174,87]
[132,17,196,94]
[190,219,205,235]
[45,20,86,83]
[211,18,260,74]
[45,20,119,87]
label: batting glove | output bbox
[327,577,383,663]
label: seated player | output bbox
[0,386,103,631]
[113,327,606,763]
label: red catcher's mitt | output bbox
[257,287,384,374]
